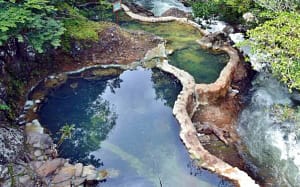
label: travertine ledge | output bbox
[123,4,259,187]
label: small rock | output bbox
[70,82,78,89]
[167,49,174,55]
[34,150,42,157]
[36,158,65,177]
[24,100,34,109]
[37,156,46,161]
[33,107,38,112]
[29,161,43,170]
[19,114,26,119]
[25,121,43,134]
[243,12,256,22]
[26,132,52,149]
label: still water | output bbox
[120,21,228,83]
[39,68,233,187]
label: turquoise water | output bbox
[120,20,228,83]
[38,68,233,187]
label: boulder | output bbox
[123,2,154,17]
[26,132,53,150]
[161,8,192,18]
[0,126,24,164]
[52,165,76,184]
[36,158,65,177]
[197,32,231,50]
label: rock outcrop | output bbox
[0,126,24,164]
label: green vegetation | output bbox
[0,0,113,53]
[192,0,254,23]
[0,104,10,111]
[57,123,75,147]
[0,0,65,53]
[192,0,300,90]
[7,163,15,187]
[243,12,300,90]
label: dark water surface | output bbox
[39,68,233,187]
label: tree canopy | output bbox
[0,0,112,53]
[0,0,65,53]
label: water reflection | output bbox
[39,68,233,187]
[39,75,121,167]
[151,68,182,107]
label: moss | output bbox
[5,75,26,119]
[63,19,110,41]
[58,3,114,51]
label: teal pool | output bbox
[38,68,233,187]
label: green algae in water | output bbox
[38,68,233,187]
[169,45,228,83]
[121,20,228,83]
[121,21,201,50]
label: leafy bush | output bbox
[192,0,254,23]
[0,0,65,53]
[242,12,300,90]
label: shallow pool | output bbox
[121,20,228,83]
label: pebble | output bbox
[34,149,42,157]
[24,101,34,110]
